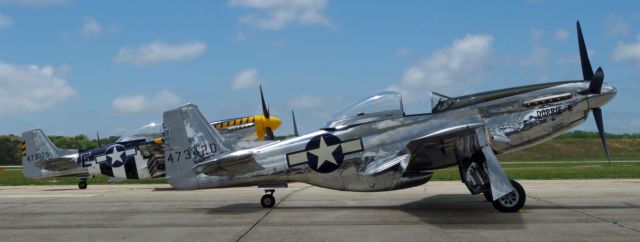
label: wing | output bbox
[193,150,263,177]
[359,123,484,176]
[404,123,485,172]
[34,156,78,171]
[218,125,258,141]
[402,123,515,200]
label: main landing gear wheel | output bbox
[78,179,88,190]
[260,189,276,208]
[492,180,525,212]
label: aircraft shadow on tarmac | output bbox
[43,188,81,191]
[524,204,640,210]
[152,187,179,191]
[205,194,526,229]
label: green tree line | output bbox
[0,134,119,165]
[556,130,640,139]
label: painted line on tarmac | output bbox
[0,194,99,198]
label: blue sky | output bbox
[1,0,639,137]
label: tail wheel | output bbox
[78,181,88,190]
[491,180,525,212]
[260,194,275,208]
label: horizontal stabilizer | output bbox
[34,157,78,171]
[194,150,263,176]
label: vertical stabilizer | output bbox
[162,104,230,189]
[21,129,77,178]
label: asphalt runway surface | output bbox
[0,180,638,241]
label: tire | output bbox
[491,180,525,212]
[260,194,275,208]
[78,181,88,190]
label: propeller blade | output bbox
[259,85,270,119]
[577,21,593,81]
[265,127,274,140]
[291,110,299,137]
[589,67,604,94]
[96,132,101,147]
[592,108,612,165]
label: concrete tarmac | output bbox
[0,180,638,241]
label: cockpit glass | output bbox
[116,122,163,142]
[430,91,451,110]
[325,91,403,125]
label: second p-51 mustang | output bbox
[160,22,615,212]
[21,87,283,189]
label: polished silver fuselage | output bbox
[189,81,616,192]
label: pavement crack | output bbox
[528,194,640,233]
[235,185,312,242]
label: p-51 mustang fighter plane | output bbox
[21,87,282,189]
[160,22,615,212]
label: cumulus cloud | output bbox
[530,29,544,44]
[394,48,411,58]
[229,0,331,30]
[605,14,630,37]
[235,31,247,41]
[0,62,76,115]
[554,28,569,42]
[231,68,260,90]
[115,41,206,66]
[289,95,322,109]
[112,90,181,113]
[558,50,595,65]
[0,14,12,29]
[388,34,493,103]
[520,46,550,67]
[514,28,552,67]
[0,0,68,5]
[612,36,640,67]
[81,17,102,37]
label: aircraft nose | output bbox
[588,83,617,109]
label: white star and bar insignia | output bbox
[286,134,363,173]
[95,144,136,168]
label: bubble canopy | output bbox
[117,122,163,143]
[323,91,404,129]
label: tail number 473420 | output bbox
[167,143,217,163]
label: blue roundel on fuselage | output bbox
[105,144,127,168]
[305,134,345,173]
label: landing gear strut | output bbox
[483,191,492,202]
[491,180,526,212]
[78,178,88,190]
[260,189,276,208]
